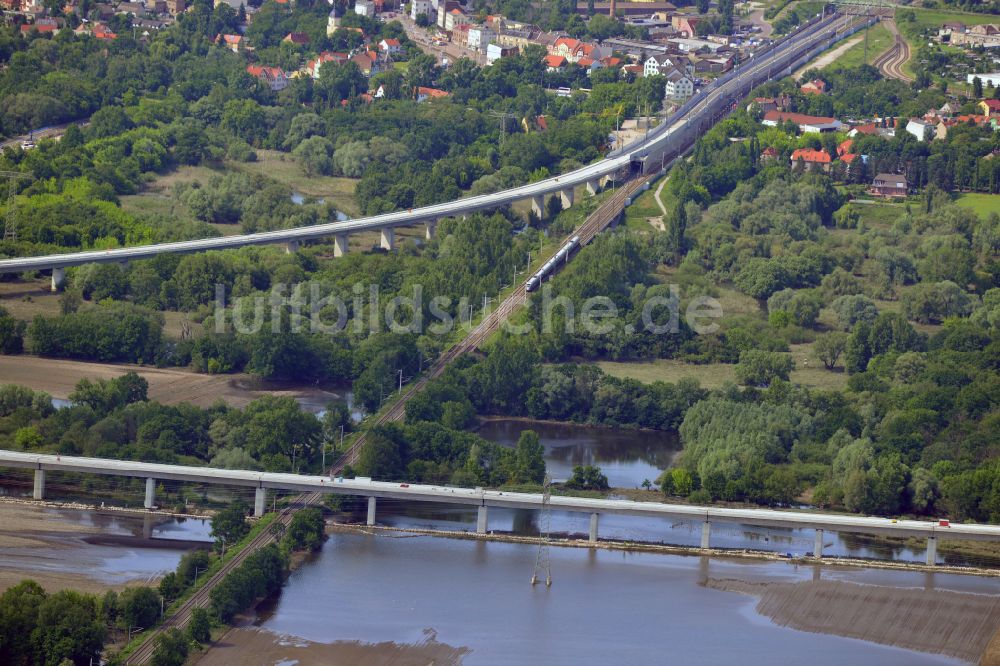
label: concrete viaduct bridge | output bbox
[0,11,866,291]
[4,451,997,566]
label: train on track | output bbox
[526,235,580,292]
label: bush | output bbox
[563,465,609,491]
[735,350,794,386]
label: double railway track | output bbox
[124,491,321,664]
[873,20,913,83]
[330,174,650,474]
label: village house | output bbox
[307,51,348,78]
[467,25,494,53]
[247,65,289,91]
[800,78,826,95]
[980,99,1000,116]
[906,118,936,141]
[664,69,694,100]
[216,33,243,53]
[410,0,429,19]
[870,173,908,198]
[760,146,778,162]
[283,31,309,45]
[762,110,842,133]
[671,14,699,37]
[790,148,831,172]
[544,54,567,72]
[379,38,402,54]
[487,43,517,64]
[415,86,449,102]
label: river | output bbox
[197,530,1000,665]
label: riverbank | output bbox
[0,500,212,594]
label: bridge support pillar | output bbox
[586,179,600,196]
[560,188,574,209]
[50,267,65,292]
[284,240,299,254]
[589,513,599,543]
[32,469,45,500]
[254,487,266,517]
[144,477,155,509]
[926,536,937,566]
[530,195,544,219]
[425,220,437,240]
[477,505,488,534]
[333,234,349,257]
[367,496,376,526]
[700,521,711,550]
[813,529,824,559]
[380,227,395,251]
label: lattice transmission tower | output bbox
[530,474,553,587]
[2,171,33,243]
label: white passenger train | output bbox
[525,235,580,292]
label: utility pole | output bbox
[1,171,33,243]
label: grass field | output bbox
[226,150,361,216]
[596,343,848,391]
[832,23,893,70]
[956,192,1000,218]
[623,176,666,231]
[846,200,905,227]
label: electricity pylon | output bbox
[1,171,32,243]
[531,474,553,587]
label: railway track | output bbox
[873,20,913,83]
[124,491,321,664]
[330,175,650,474]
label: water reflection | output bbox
[475,419,680,488]
[253,533,973,665]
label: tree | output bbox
[813,332,848,370]
[513,430,546,484]
[974,76,984,99]
[734,350,794,386]
[293,135,334,176]
[150,628,188,666]
[564,464,609,490]
[187,608,213,644]
[405,53,438,91]
[0,308,26,354]
[284,508,325,551]
[120,587,161,630]
[831,294,878,331]
[210,501,250,548]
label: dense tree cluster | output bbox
[0,581,105,666]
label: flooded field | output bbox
[475,418,680,489]
[0,502,211,593]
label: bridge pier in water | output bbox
[589,513,599,543]
[380,228,395,251]
[814,529,824,559]
[50,267,65,292]
[530,195,544,219]
[32,469,45,500]
[367,496,376,526]
[926,536,937,566]
[425,220,437,240]
[333,234,349,257]
[700,521,711,549]
[560,188,574,209]
[144,477,155,509]
[477,505,488,534]
[254,487,266,517]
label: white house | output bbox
[379,38,402,54]
[906,118,936,141]
[664,69,694,100]
[410,0,430,20]
[353,0,374,17]
[468,25,494,52]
